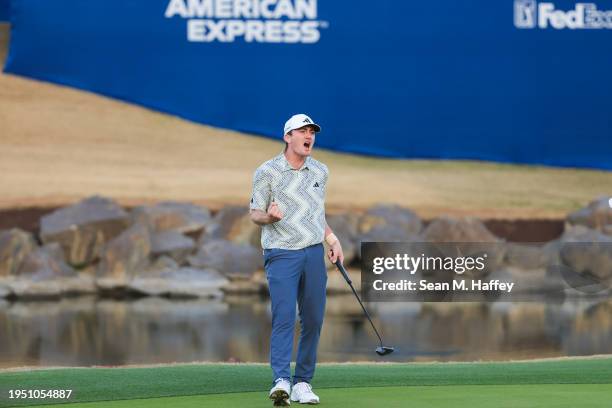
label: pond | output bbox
[1,296,610,368]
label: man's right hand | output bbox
[267,202,283,222]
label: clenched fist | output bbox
[267,202,283,223]
[327,240,344,264]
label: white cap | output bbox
[284,114,321,135]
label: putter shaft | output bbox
[334,260,384,346]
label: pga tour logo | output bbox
[514,0,612,29]
[165,0,327,43]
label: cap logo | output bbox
[303,118,312,124]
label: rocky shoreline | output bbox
[0,195,611,300]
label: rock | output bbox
[97,223,152,288]
[148,255,179,272]
[0,228,38,277]
[356,225,421,260]
[561,225,598,241]
[130,201,211,239]
[226,213,261,248]
[567,196,612,231]
[328,212,360,238]
[422,216,500,242]
[0,284,11,298]
[188,239,262,280]
[6,279,63,298]
[40,195,130,266]
[504,243,543,269]
[202,206,247,241]
[17,243,75,280]
[7,275,96,299]
[129,267,228,298]
[1,244,96,298]
[487,267,565,295]
[358,204,422,235]
[221,270,268,294]
[355,205,422,261]
[361,224,420,242]
[150,231,196,264]
[541,240,562,266]
[503,243,560,270]
[59,275,97,295]
[200,206,261,248]
[559,226,612,281]
[422,217,504,277]
[326,267,360,294]
[325,213,360,267]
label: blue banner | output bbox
[4,0,612,169]
[0,0,9,21]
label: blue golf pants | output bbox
[264,243,327,385]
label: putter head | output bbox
[375,346,395,356]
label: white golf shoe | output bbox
[269,378,291,406]
[290,382,320,404]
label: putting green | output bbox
[29,384,612,408]
[2,358,611,407]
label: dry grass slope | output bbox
[1,23,610,218]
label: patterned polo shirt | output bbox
[250,152,329,250]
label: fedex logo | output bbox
[514,0,612,29]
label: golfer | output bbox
[250,114,344,406]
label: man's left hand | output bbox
[327,240,344,264]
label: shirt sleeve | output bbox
[250,167,271,211]
[322,164,329,193]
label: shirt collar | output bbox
[278,152,311,172]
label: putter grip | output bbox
[334,260,352,284]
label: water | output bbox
[0,296,610,368]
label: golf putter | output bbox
[334,260,395,356]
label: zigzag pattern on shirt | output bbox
[283,171,321,246]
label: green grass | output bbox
[1,358,611,407]
[29,384,612,408]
